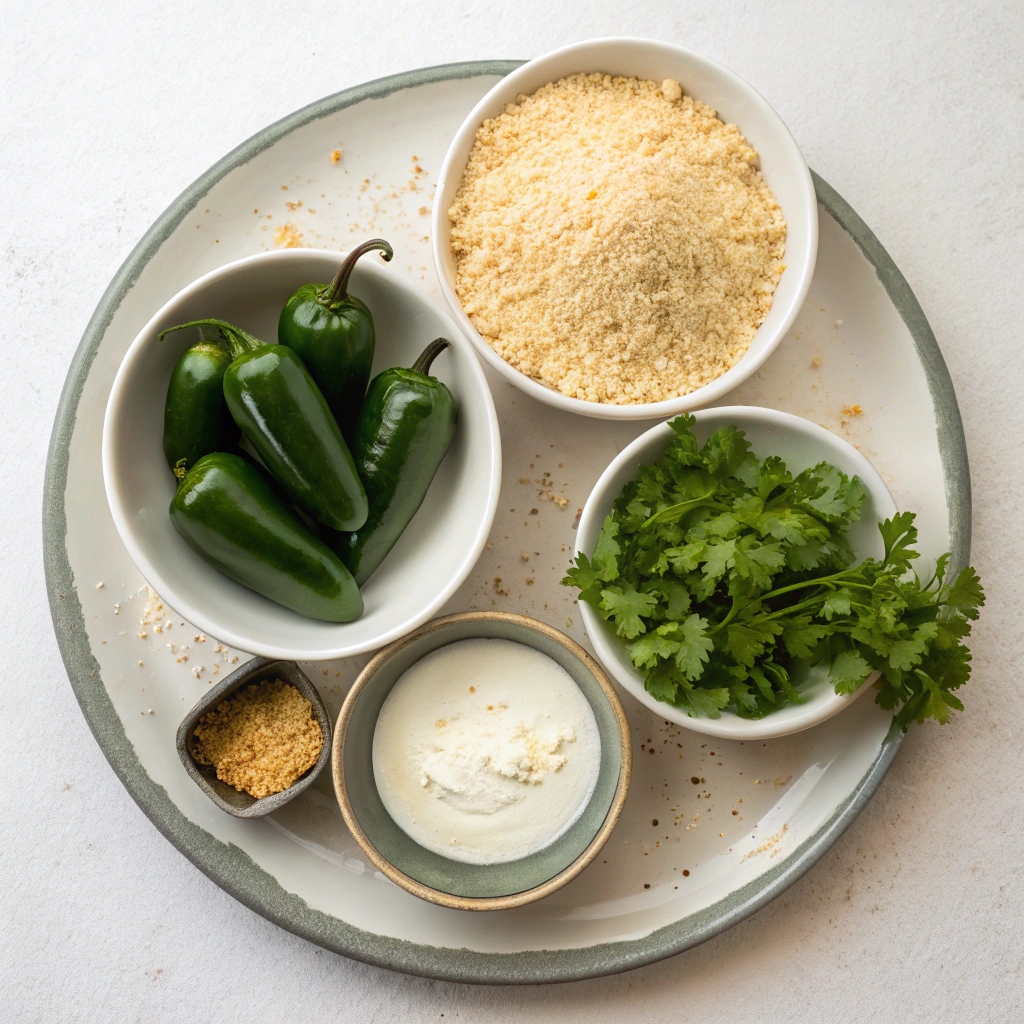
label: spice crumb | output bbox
[274,223,304,248]
[329,148,342,164]
[192,679,322,799]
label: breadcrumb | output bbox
[449,73,786,405]
[274,223,304,248]
[192,680,322,799]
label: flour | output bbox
[372,638,601,864]
[418,714,577,814]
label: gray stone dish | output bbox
[175,656,332,818]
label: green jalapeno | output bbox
[278,239,393,441]
[162,341,235,479]
[158,318,368,532]
[329,338,457,584]
[170,452,362,622]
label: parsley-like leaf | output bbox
[561,416,984,728]
[828,649,874,695]
[600,584,657,639]
[674,614,714,680]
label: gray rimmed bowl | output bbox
[176,656,332,817]
[332,612,632,911]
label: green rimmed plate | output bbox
[44,60,970,984]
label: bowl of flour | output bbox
[432,38,818,420]
[331,611,631,911]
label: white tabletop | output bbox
[3,1,1021,1019]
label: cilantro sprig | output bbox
[563,416,983,728]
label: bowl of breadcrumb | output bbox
[433,38,818,420]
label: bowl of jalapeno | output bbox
[102,247,502,660]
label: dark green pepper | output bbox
[162,341,235,479]
[278,238,394,441]
[159,318,368,532]
[331,338,457,585]
[170,452,362,622]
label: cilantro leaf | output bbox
[701,539,738,585]
[879,512,919,570]
[819,589,853,620]
[725,617,783,667]
[828,649,874,695]
[562,553,604,606]
[680,685,731,718]
[592,514,622,581]
[560,416,983,729]
[941,565,985,619]
[781,615,829,659]
[700,426,750,480]
[600,584,657,639]
[798,463,866,522]
[629,625,682,671]
[674,614,714,680]
[643,488,715,529]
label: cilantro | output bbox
[562,416,984,727]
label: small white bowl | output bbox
[102,249,501,661]
[575,407,897,739]
[432,38,818,421]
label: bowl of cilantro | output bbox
[565,407,984,739]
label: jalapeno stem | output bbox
[158,318,263,360]
[411,337,451,375]
[325,239,394,303]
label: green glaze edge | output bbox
[42,62,971,985]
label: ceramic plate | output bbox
[44,61,970,984]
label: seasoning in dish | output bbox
[192,679,323,798]
[372,639,601,864]
[448,73,787,405]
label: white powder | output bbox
[372,639,601,864]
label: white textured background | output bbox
[3,1,1022,1020]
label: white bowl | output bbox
[102,249,501,661]
[575,407,897,739]
[432,38,818,421]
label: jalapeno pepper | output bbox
[162,341,235,479]
[278,239,393,441]
[170,452,362,622]
[158,318,368,532]
[330,338,457,584]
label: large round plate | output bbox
[44,61,970,984]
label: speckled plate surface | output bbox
[43,61,970,984]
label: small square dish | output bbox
[176,656,332,817]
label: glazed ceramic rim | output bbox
[432,38,819,421]
[576,407,899,738]
[331,611,632,911]
[42,61,971,984]
[101,247,502,660]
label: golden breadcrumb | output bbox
[192,679,322,799]
[449,73,787,404]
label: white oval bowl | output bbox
[575,407,897,739]
[102,249,501,661]
[432,38,818,421]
